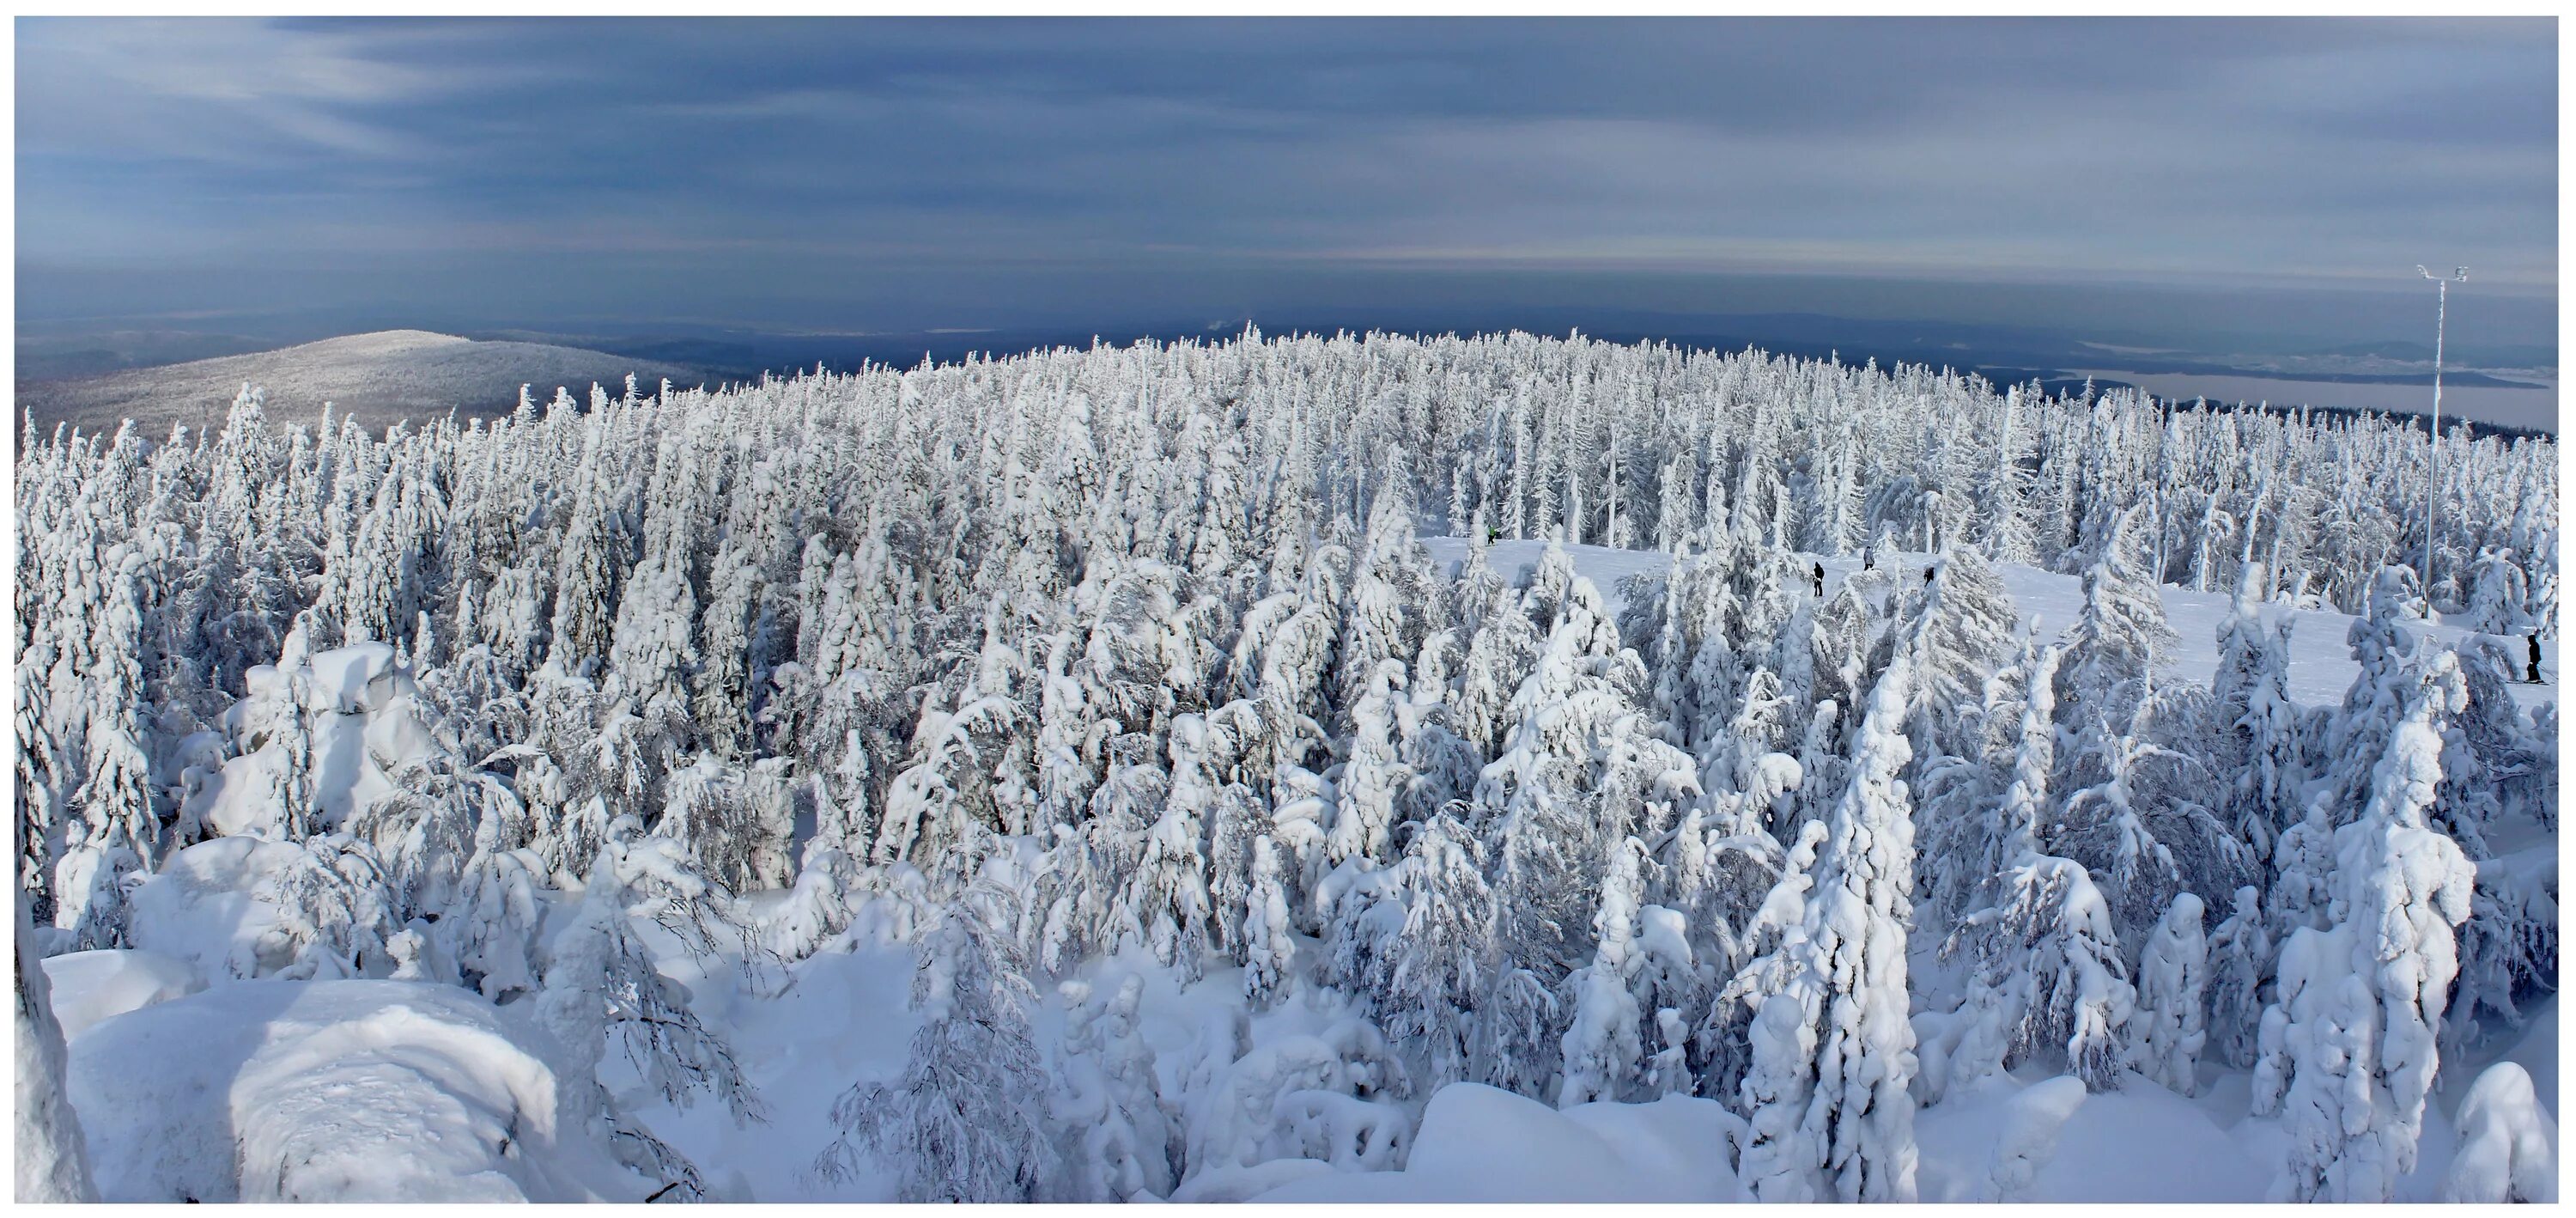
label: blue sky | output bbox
[15,17,2558,345]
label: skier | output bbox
[2527,633,2544,684]
[1812,563,1825,597]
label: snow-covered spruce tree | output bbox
[1741,652,1920,1203]
[2318,564,2434,819]
[2054,669,2244,940]
[1474,564,1651,990]
[816,893,1058,1203]
[2208,562,2306,868]
[15,903,96,1202]
[1050,974,1180,1202]
[1557,836,1648,1107]
[1939,642,2136,1093]
[2258,649,2476,1203]
[1706,814,1826,1118]
[1125,713,1218,980]
[1327,658,1411,868]
[1888,539,2019,769]
[2054,502,2179,734]
[539,833,761,1126]
[2202,884,2272,1069]
[438,792,550,1002]
[1385,807,1497,1090]
[2464,546,2541,639]
[1241,833,1298,1009]
[1914,623,2047,924]
[2127,892,2208,1095]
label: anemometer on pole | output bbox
[2416,265,2466,600]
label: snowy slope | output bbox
[17,329,702,436]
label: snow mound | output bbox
[1917,1070,2271,1202]
[66,980,634,1202]
[39,948,200,1041]
[1251,1082,1746,1202]
[125,836,397,984]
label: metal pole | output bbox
[2417,266,2466,598]
[2422,277,2443,592]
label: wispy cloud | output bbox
[15,16,2557,337]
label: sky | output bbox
[15,16,2560,350]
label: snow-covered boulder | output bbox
[39,949,200,1041]
[183,642,427,838]
[1252,1082,1747,1202]
[66,980,638,1202]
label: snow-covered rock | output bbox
[65,980,640,1202]
[186,642,425,838]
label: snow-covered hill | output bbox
[16,330,702,436]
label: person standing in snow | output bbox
[1812,563,1825,597]
[2526,633,2543,684]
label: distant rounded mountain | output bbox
[17,330,703,437]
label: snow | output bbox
[39,949,200,1040]
[1250,1083,1746,1202]
[1986,1075,2087,1202]
[18,329,702,435]
[2442,1061,2559,1202]
[64,980,638,1202]
[1914,1069,2275,1202]
[187,643,427,837]
[1423,536,2558,713]
[19,331,2555,1205]
[126,837,324,984]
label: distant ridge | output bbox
[16,329,704,437]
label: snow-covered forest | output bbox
[14,329,2561,1202]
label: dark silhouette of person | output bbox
[2528,633,2544,684]
[1924,567,1935,584]
[1812,563,1825,597]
